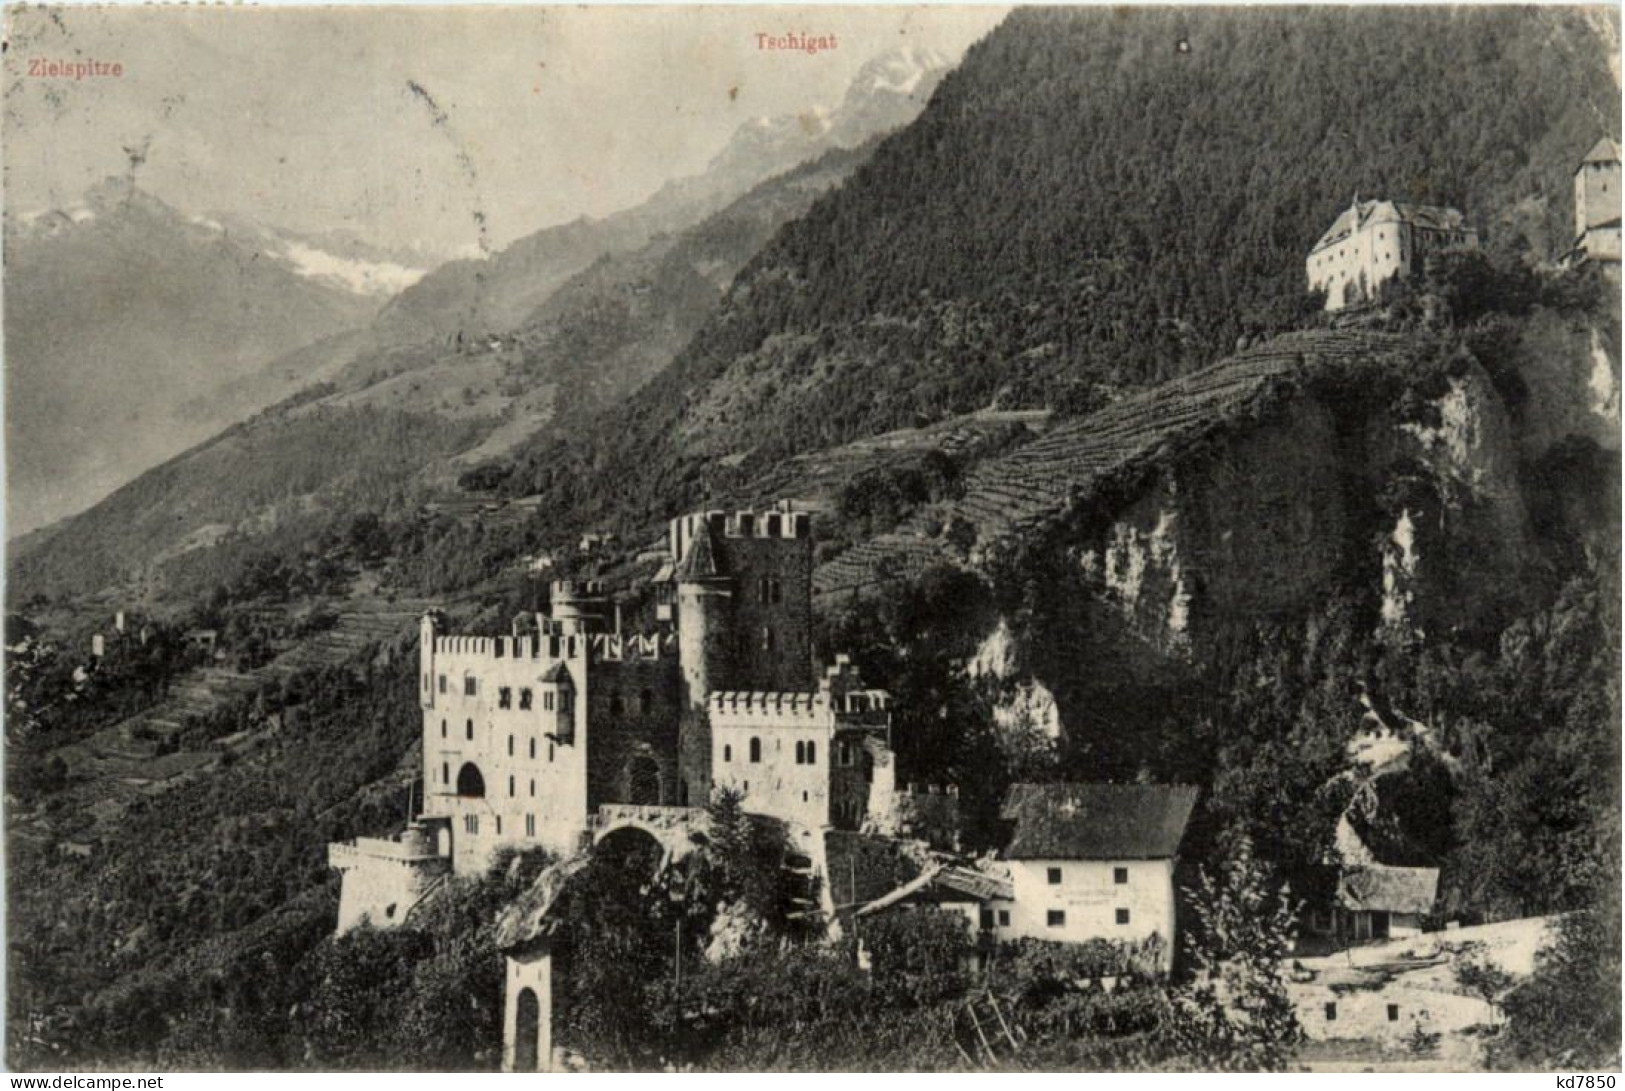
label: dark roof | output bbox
[1336,864,1440,916]
[672,524,723,581]
[1581,137,1620,167]
[1001,783,1198,860]
[540,662,574,685]
[1311,199,1471,253]
[856,864,1014,917]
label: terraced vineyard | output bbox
[742,409,1052,511]
[813,330,1418,599]
[23,596,432,853]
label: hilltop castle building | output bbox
[1573,136,1621,267]
[330,502,903,927]
[1306,198,1478,311]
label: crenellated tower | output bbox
[666,502,814,801]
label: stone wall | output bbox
[584,656,684,809]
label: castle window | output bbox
[762,627,775,652]
[529,779,535,797]
[1047,867,1063,885]
[1325,1003,1337,1022]
[529,738,537,760]
[508,735,515,756]
[544,691,555,712]
[495,816,502,835]
[466,719,474,740]
[1114,867,1129,885]
[749,737,761,763]
[549,742,555,762]
[499,687,512,709]
[464,815,479,835]
[560,690,573,714]
[525,814,536,837]
[639,689,653,715]
[438,674,447,694]
[1047,910,1066,928]
[1116,908,1131,925]
[441,719,447,739]
[1387,1004,1400,1022]
[794,741,805,764]
[509,775,515,797]
[806,741,816,764]
[442,762,449,785]
[724,744,732,762]
[495,640,505,659]
[520,688,533,710]
[464,676,477,697]
[803,791,809,803]
[998,910,1011,927]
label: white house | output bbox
[1306,198,1478,311]
[997,782,1198,967]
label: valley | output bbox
[3,5,1619,1076]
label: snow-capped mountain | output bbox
[702,46,955,193]
[3,179,380,535]
[192,214,435,299]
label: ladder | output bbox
[958,989,1022,1069]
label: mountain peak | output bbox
[848,45,955,100]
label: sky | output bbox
[2,5,1008,259]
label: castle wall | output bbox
[711,693,836,830]
[1575,156,1621,243]
[829,735,877,831]
[583,655,684,809]
[710,684,893,831]
[420,630,593,871]
[712,531,814,693]
[328,835,450,934]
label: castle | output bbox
[1572,136,1621,267]
[1306,197,1478,311]
[330,502,904,930]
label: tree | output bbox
[1168,838,1302,1071]
[1491,907,1622,1068]
[1452,941,1513,1025]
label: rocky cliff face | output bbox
[908,318,1616,742]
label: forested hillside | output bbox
[502,6,1617,535]
[6,7,1619,1072]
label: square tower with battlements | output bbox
[664,502,816,801]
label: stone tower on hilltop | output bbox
[1573,136,1622,265]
